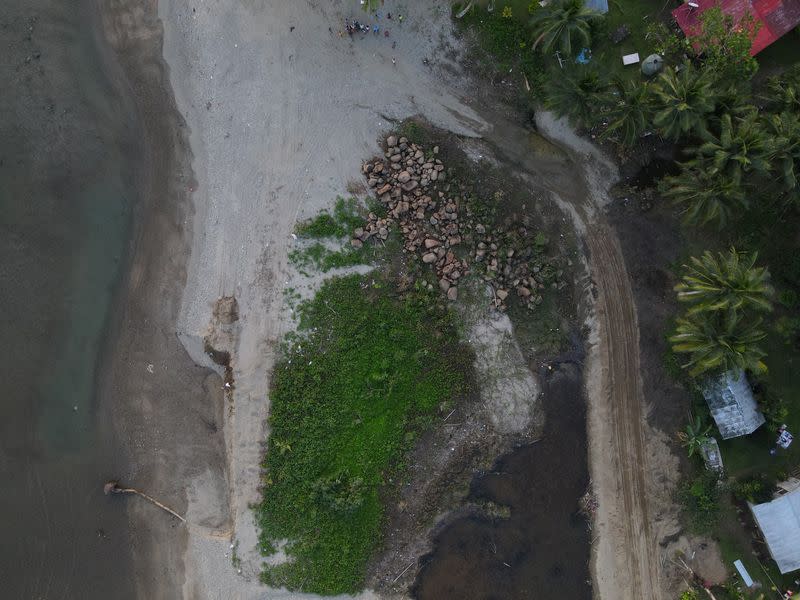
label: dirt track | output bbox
[530,115,663,600]
[586,226,661,600]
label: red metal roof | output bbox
[672,0,800,55]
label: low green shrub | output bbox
[257,274,472,594]
[678,471,723,533]
[295,197,363,239]
[731,475,774,504]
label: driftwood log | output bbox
[104,480,186,523]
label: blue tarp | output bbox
[585,0,609,13]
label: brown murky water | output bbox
[413,361,591,600]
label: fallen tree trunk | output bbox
[104,480,186,523]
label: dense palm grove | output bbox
[529,0,800,381]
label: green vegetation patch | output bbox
[290,196,391,273]
[295,197,364,239]
[289,242,368,273]
[453,1,545,96]
[257,274,472,594]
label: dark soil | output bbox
[412,361,590,600]
[605,186,691,458]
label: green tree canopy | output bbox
[694,7,759,82]
[763,64,800,113]
[675,248,774,315]
[529,0,602,55]
[652,65,717,141]
[658,164,747,228]
[676,415,713,458]
[600,78,652,146]
[669,311,768,376]
[545,67,608,127]
[690,113,770,186]
[764,111,800,203]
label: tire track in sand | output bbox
[586,224,660,600]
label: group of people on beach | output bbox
[343,11,402,38]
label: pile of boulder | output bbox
[471,223,563,310]
[356,134,565,309]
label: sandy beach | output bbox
[139,1,485,597]
[89,0,678,598]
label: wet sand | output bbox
[413,362,591,600]
[94,1,227,597]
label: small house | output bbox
[672,0,800,56]
[751,488,800,573]
[701,369,765,440]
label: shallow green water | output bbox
[0,1,138,596]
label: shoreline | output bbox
[93,0,220,597]
[92,1,666,598]
[149,1,488,597]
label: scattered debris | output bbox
[579,486,599,518]
[610,24,630,44]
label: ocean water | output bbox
[0,1,138,596]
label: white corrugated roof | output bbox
[751,488,800,573]
[702,369,765,439]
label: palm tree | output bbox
[600,78,652,146]
[676,415,713,458]
[669,312,768,376]
[714,83,756,119]
[675,248,774,315]
[658,164,748,228]
[545,67,608,128]
[529,0,602,55]
[764,111,800,203]
[690,113,770,186]
[651,65,717,141]
[763,65,800,113]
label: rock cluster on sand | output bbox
[358,135,564,309]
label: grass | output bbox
[665,190,800,594]
[589,0,669,82]
[289,242,368,273]
[704,200,800,480]
[295,197,365,239]
[454,0,669,100]
[289,196,394,273]
[453,1,546,99]
[257,275,473,594]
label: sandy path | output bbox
[155,1,486,597]
[534,115,662,600]
[585,227,660,600]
